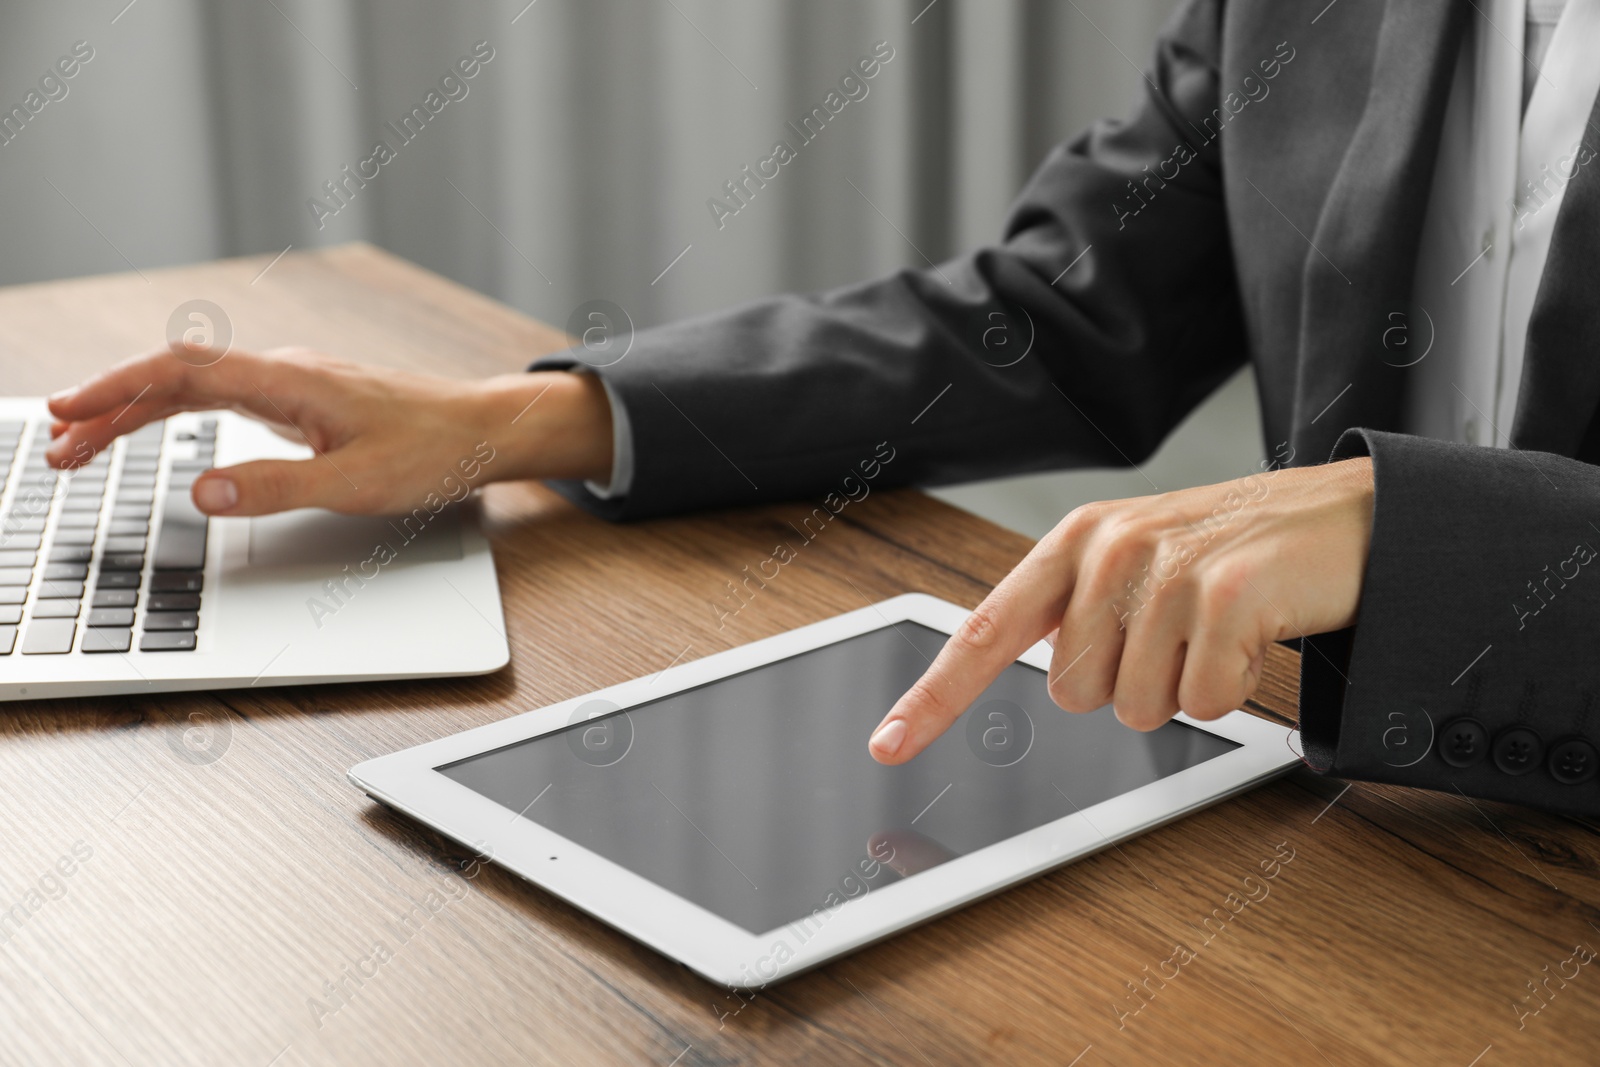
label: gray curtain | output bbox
[0,0,1178,332]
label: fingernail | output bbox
[194,476,238,513]
[870,719,907,759]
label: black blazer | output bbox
[536,0,1600,817]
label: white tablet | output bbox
[348,593,1298,989]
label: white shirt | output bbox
[1405,0,1600,446]
[581,371,635,500]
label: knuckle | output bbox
[248,463,298,508]
[904,676,960,726]
[1055,501,1109,540]
[953,602,1002,654]
[1097,509,1146,545]
[1149,533,1191,573]
[1177,676,1236,720]
[1196,560,1250,620]
[1119,706,1166,732]
[1112,685,1170,731]
[158,347,197,381]
[1047,670,1102,714]
[1185,703,1231,722]
[1095,532,1143,578]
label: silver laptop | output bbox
[0,400,508,701]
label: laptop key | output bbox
[4,517,46,533]
[52,528,98,546]
[107,520,148,537]
[0,533,42,550]
[86,607,134,627]
[43,563,87,581]
[37,580,84,599]
[0,588,25,605]
[151,571,202,593]
[95,571,141,589]
[55,512,101,528]
[0,606,20,625]
[92,589,138,608]
[148,592,199,612]
[153,490,208,570]
[140,630,196,652]
[32,600,80,619]
[81,627,132,653]
[0,567,33,585]
[49,546,94,564]
[104,536,146,555]
[143,611,198,631]
[21,619,75,654]
[0,550,37,567]
[0,625,14,654]
[100,554,145,571]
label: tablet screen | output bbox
[439,622,1238,935]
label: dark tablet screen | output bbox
[439,622,1237,935]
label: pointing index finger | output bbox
[869,547,1075,765]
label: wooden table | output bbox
[1,244,1595,1066]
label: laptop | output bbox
[0,399,509,701]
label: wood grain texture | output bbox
[2,245,1597,1066]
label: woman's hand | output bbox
[46,343,613,516]
[868,458,1376,762]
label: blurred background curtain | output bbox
[0,0,1260,536]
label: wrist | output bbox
[470,370,615,484]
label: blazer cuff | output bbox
[1299,427,1600,814]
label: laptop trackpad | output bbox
[247,507,464,568]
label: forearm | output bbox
[470,370,613,485]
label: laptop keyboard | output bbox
[0,417,213,656]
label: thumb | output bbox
[191,458,344,517]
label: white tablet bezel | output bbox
[348,593,1299,989]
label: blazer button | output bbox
[1492,727,1542,776]
[1439,718,1488,767]
[1548,739,1598,785]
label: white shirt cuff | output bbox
[578,371,635,499]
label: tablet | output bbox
[348,593,1298,988]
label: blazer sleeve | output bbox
[1300,428,1600,816]
[532,0,1248,521]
